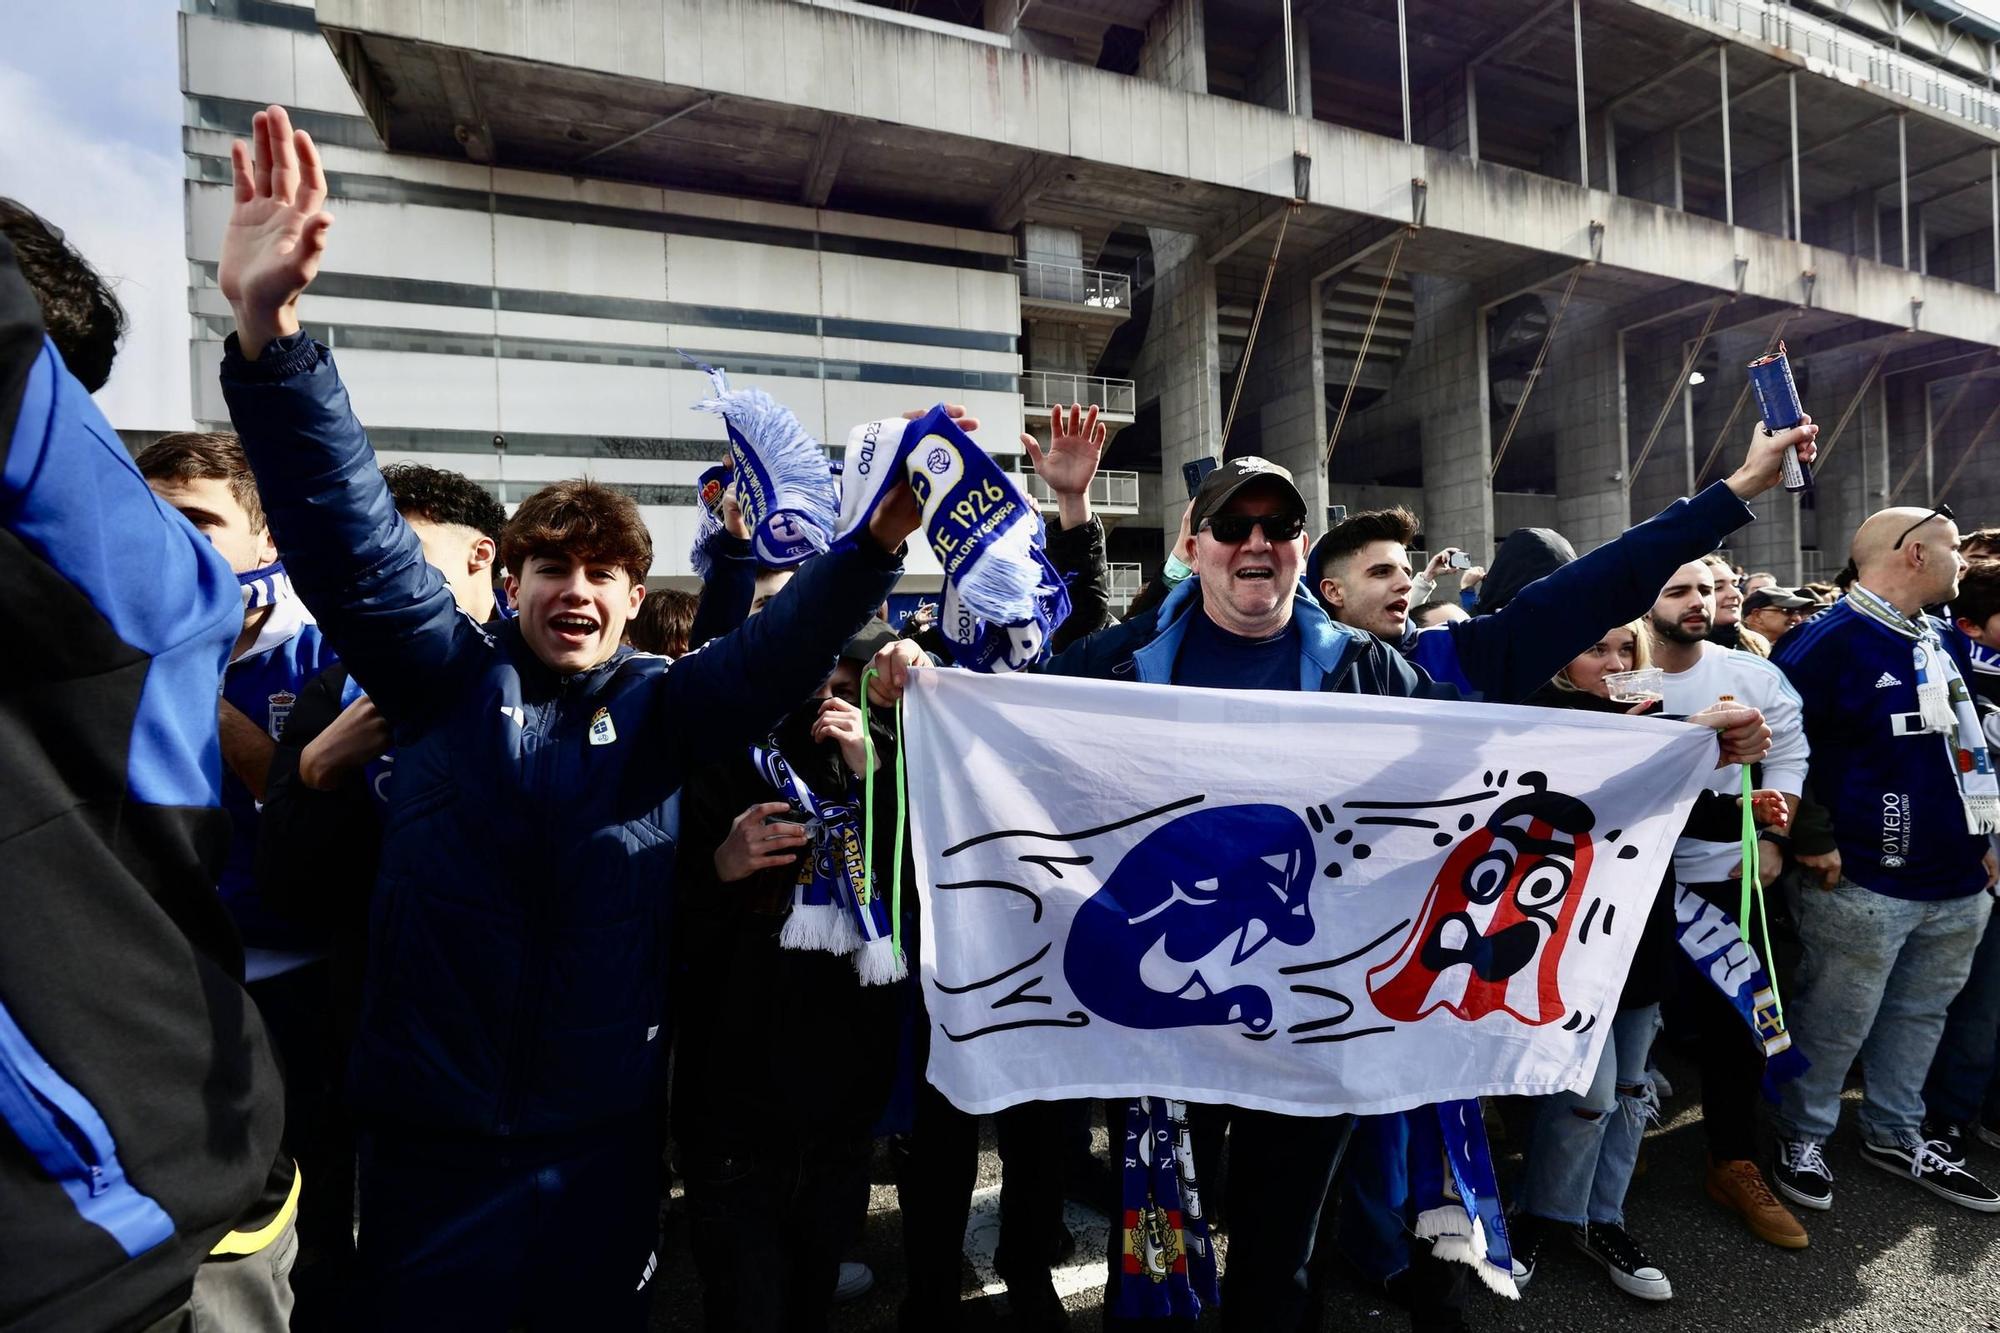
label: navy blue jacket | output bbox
[1045,576,1445,698]
[220,333,901,1138]
[1773,598,1992,901]
[1401,480,1754,702]
[1,240,285,1330]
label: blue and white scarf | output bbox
[1671,885,1809,1097]
[238,559,292,611]
[835,407,1069,673]
[687,463,733,581]
[1114,1096,1218,1321]
[1406,1100,1517,1299]
[753,743,904,986]
[687,359,838,570]
[1848,584,2000,835]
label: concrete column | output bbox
[1232,272,1329,527]
[1139,0,1206,94]
[1134,229,1222,552]
[1408,276,1496,561]
[1499,303,1631,550]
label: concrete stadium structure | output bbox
[182,0,2000,594]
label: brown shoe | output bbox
[1705,1157,1809,1249]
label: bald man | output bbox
[1767,506,2000,1216]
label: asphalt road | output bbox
[647,1047,2000,1332]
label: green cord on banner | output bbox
[857,667,907,964]
[1739,765,1756,943]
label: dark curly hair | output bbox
[381,463,507,543]
[0,198,126,393]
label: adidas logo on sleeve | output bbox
[1874,672,1903,689]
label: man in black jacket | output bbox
[253,463,509,1326]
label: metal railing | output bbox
[1021,369,1138,416]
[1014,466,1142,510]
[1107,563,1145,608]
[1013,259,1134,312]
[1658,0,2000,136]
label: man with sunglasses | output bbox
[879,457,1448,1331]
[1768,504,2000,1215]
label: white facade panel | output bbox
[664,235,824,316]
[493,215,669,301]
[333,349,503,431]
[182,5,1025,590]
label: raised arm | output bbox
[216,106,478,720]
[1446,418,1819,703]
[1028,403,1113,648]
[661,479,916,755]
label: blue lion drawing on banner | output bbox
[1062,804,1317,1033]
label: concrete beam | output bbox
[316,0,2000,351]
[1301,219,1405,286]
[434,49,493,164]
[1606,45,1721,112]
[1472,0,1571,71]
[1204,201,1291,266]
[1674,69,1787,132]
[799,113,852,208]
[989,154,1070,232]
[1478,254,1588,310]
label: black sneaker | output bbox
[1507,1214,1551,1290]
[1923,1117,1969,1165]
[1572,1221,1672,1301]
[1772,1138,1834,1211]
[1859,1137,2000,1213]
[1978,1118,2000,1152]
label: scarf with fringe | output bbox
[238,559,291,611]
[752,740,904,986]
[1671,885,1810,1097]
[834,407,1068,673]
[687,360,838,571]
[1405,1100,1517,1300]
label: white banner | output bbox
[903,670,1717,1117]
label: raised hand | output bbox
[1022,403,1107,529]
[1727,413,1819,500]
[220,105,333,359]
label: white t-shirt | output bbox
[1657,641,1811,884]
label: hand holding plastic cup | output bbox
[1603,667,1665,704]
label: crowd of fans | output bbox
[3,103,1998,1333]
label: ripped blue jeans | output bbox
[1516,1005,1663,1227]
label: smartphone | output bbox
[765,807,823,851]
[1182,456,1218,499]
[1448,550,1472,570]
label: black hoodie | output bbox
[1474,526,1578,615]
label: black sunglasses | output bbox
[1202,511,1307,544]
[1892,502,1954,550]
